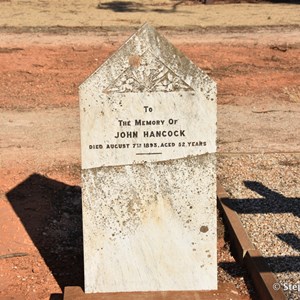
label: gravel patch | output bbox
[218,153,300,300]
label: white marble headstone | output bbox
[80,23,217,293]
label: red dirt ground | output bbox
[1,33,299,109]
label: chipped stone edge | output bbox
[217,181,287,300]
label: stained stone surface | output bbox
[80,23,217,293]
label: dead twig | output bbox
[252,110,297,114]
[0,252,29,260]
[270,45,288,52]
[0,47,24,53]
[72,47,88,52]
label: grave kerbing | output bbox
[80,23,217,293]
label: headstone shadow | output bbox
[6,173,84,291]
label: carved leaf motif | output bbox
[104,50,193,93]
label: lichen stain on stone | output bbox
[126,197,145,219]
[129,55,141,68]
[200,225,209,233]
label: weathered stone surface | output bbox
[80,23,217,293]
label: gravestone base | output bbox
[63,284,241,300]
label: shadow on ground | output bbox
[222,181,300,273]
[97,1,189,13]
[268,0,300,3]
[225,181,300,218]
[6,174,83,299]
[96,0,300,12]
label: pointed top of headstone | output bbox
[138,22,154,31]
[80,23,215,101]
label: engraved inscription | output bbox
[88,104,207,157]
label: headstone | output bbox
[80,23,217,293]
